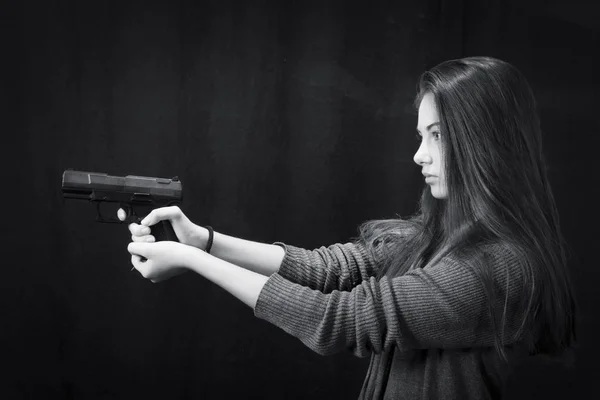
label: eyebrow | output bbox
[416,122,440,133]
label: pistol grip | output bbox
[150,219,179,242]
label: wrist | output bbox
[182,245,207,272]
[194,225,214,253]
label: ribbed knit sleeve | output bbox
[254,243,527,358]
[272,242,380,292]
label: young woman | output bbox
[120,56,577,399]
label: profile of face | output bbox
[413,92,448,199]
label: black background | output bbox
[2,0,599,398]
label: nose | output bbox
[413,141,432,166]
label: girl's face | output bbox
[413,93,447,199]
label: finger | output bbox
[130,254,142,267]
[131,255,148,276]
[129,223,151,236]
[128,242,152,257]
[140,206,181,227]
[117,208,127,221]
[128,223,137,234]
[131,234,155,243]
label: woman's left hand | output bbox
[127,241,194,283]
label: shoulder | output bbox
[447,241,529,293]
[441,240,526,277]
[482,241,525,271]
[450,239,521,264]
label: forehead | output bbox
[417,93,439,127]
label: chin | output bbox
[431,190,448,200]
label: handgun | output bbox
[61,169,182,242]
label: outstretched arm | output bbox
[252,243,528,358]
[133,206,287,277]
[128,241,269,309]
[202,230,286,277]
[128,239,527,358]
[189,227,384,291]
[130,206,392,291]
[187,247,269,310]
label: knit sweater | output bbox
[253,237,535,399]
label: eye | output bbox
[415,131,441,142]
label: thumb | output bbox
[128,242,152,258]
[141,206,181,227]
[140,209,159,227]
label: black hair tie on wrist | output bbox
[204,225,214,254]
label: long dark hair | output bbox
[357,56,577,363]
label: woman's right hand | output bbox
[117,206,207,249]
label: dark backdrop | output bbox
[3,0,599,399]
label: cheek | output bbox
[437,149,445,179]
